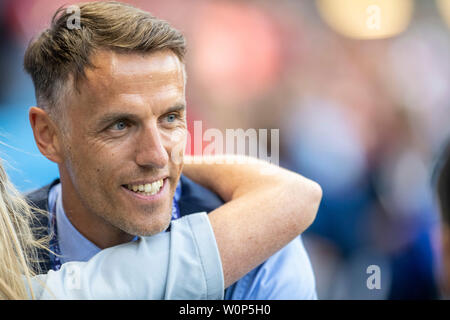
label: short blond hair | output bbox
[24,1,186,118]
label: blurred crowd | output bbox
[0,0,449,299]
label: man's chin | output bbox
[113,188,175,235]
[125,214,172,236]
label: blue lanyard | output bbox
[49,182,183,271]
[171,182,182,220]
[49,210,63,271]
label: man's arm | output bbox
[183,155,322,288]
[224,236,318,299]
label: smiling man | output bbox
[24,1,318,299]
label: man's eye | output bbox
[111,120,128,131]
[166,114,177,123]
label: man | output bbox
[24,1,318,299]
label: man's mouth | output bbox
[124,179,165,196]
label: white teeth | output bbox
[126,179,164,195]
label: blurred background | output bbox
[0,0,449,299]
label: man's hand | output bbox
[183,155,322,288]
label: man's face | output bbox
[59,49,186,237]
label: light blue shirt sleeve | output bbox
[31,212,224,300]
[224,236,317,300]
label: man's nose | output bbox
[135,124,169,169]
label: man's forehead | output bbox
[81,49,185,95]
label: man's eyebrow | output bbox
[164,104,186,113]
[95,112,138,129]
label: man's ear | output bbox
[29,107,64,164]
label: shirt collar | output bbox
[48,183,101,263]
